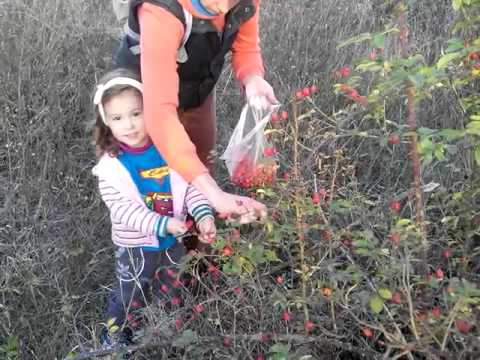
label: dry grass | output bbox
[0,0,468,359]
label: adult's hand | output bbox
[243,74,278,111]
[192,173,267,223]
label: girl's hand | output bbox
[197,216,216,244]
[166,218,189,236]
[243,75,278,111]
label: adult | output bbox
[115,0,277,223]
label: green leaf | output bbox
[452,0,463,11]
[397,218,411,226]
[372,34,385,48]
[106,317,117,328]
[369,295,385,314]
[475,145,480,165]
[109,325,119,334]
[378,288,392,300]
[439,128,465,140]
[265,250,280,262]
[434,144,446,161]
[330,199,353,214]
[247,245,265,264]
[353,248,370,255]
[223,260,241,274]
[466,121,480,135]
[446,38,466,53]
[436,52,462,68]
[270,343,291,355]
[337,32,372,49]
[173,330,198,348]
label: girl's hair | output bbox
[91,67,142,157]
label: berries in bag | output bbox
[221,104,278,188]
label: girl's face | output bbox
[103,89,149,148]
[200,0,241,15]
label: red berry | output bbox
[311,192,321,205]
[126,313,134,322]
[455,319,472,334]
[417,311,428,321]
[271,112,280,123]
[222,245,234,257]
[435,268,445,280]
[295,90,304,99]
[256,355,265,360]
[339,84,351,93]
[305,320,315,331]
[276,275,284,285]
[388,133,401,145]
[468,52,479,61]
[207,263,218,273]
[389,200,402,213]
[185,219,194,230]
[260,333,271,343]
[193,303,204,313]
[442,249,452,259]
[339,66,350,77]
[309,85,317,94]
[322,230,333,241]
[302,87,310,97]
[349,89,359,98]
[388,233,401,245]
[130,300,141,309]
[362,327,373,338]
[233,286,241,295]
[263,147,277,157]
[175,318,183,331]
[369,49,377,61]
[172,279,182,288]
[391,291,402,304]
[282,310,291,322]
[160,284,169,293]
[166,268,176,278]
[171,296,181,306]
[231,228,241,239]
[281,111,289,120]
[431,306,441,318]
[223,337,233,347]
[130,320,139,329]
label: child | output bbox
[91,68,216,347]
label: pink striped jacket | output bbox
[92,153,213,248]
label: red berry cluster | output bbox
[338,84,367,105]
[332,66,350,79]
[295,84,318,100]
[270,110,289,124]
[232,155,277,188]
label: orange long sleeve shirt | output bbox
[138,0,264,182]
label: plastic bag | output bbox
[221,104,278,188]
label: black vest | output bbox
[114,0,255,110]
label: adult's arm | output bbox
[139,4,209,183]
[231,0,277,108]
[231,0,264,84]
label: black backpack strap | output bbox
[126,0,186,41]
